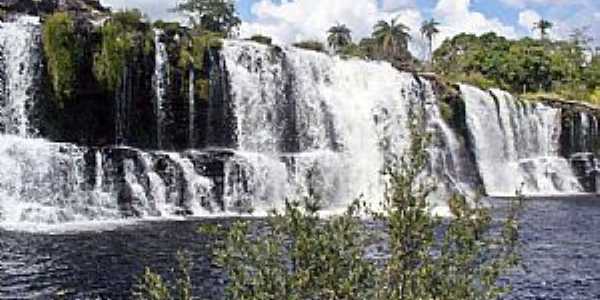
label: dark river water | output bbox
[1,196,599,299]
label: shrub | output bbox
[292,40,326,53]
[248,34,272,45]
[135,110,522,300]
[42,12,81,105]
[178,31,223,70]
[214,108,522,300]
[132,251,192,300]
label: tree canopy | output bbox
[172,0,241,35]
[433,31,600,104]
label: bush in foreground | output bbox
[135,110,522,300]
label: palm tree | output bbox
[420,18,440,63]
[372,18,411,59]
[327,24,352,53]
[533,18,553,40]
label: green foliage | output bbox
[438,101,454,124]
[214,108,522,300]
[42,12,81,105]
[327,24,352,53]
[433,32,600,104]
[420,18,440,62]
[215,200,376,300]
[132,251,192,300]
[339,43,368,59]
[93,10,145,91]
[172,0,241,35]
[153,20,182,33]
[371,19,412,62]
[179,31,224,70]
[248,34,272,45]
[292,40,326,53]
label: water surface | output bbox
[1,196,599,299]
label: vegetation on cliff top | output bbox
[433,31,600,105]
[172,0,240,36]
[93,9,146,92]
[42,12,81,105]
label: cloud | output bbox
[99,0,180,21]
[499,0,576,8]
[432,0,518,48]
[239,0,426,55]
[518,9,541,34]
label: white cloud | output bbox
[432,0,518,48]
[239,0,426,56]
[518,9,541,35]
[99,0,180,21]
[500,0,576,8]
[381,0,417,11]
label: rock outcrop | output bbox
[0,0,108,17]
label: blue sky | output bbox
[100,0,600,56]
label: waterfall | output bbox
[461,84,582,196]
[0,136,120,227]
[166,153,214,215]
[220,40,462,212]
[0,32,597,229]
[0,16,41,137]
[139,153,170,216]
[153,29,168,149]
[188,68,195,148]
[94,150,104,190]
[581,112,590,152]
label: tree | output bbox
[172,0,241,36]
[372,18,411,60]
[533,18,553,40]
[420,18,440,63]
[327,24,352,54]
[208,107,522,300]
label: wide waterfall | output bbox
[461,85,583,196]
[0,22,595,229]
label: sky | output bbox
[99,0,600,58]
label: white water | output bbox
[0,16,40,137]
[189,68,195,148]
[0,29,596,230]
[221,40,464,212]
[0,136,119,227]
[153,29,168,149]
[165,153,214,215]
[461,85,582,196]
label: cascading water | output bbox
[0,29,596,229]
[188,68,195,148]
[0,136,120,227]
[461,84,583,196]
[153,29,168,149]
[0,16,41,137]
[166,152,214,215]
[220,40,465,212]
